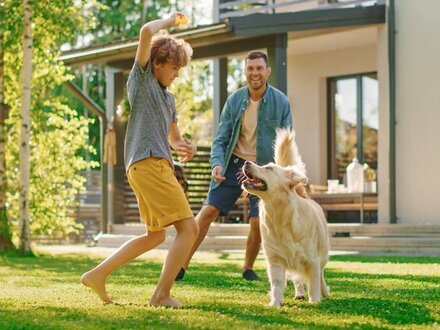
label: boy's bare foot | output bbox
[149,296,182,308]
[81,271,113,303]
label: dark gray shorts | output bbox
[205,155,260,217]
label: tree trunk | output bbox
[141,0,149,23]
[18,0,32,254]
[0,0,15,252]
[81,65,91,173]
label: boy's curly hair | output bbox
[151,30,193,67]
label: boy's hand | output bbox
[175,13,189,26]
[168,12,188,28]
[176,138,196,163]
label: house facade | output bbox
[281,0,439,225]
[61,0,440,231]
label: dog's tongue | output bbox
[244,177,267,191]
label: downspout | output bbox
[388,0,396,223]
[63,81,108,233]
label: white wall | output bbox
[394,0,440,224]
[377,25,390,223]
[286,42,377,186]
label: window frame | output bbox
[327,72,378,181]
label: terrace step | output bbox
[98,223,440,254]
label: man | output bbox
[176,50,292,281]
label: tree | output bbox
[4,0,98,243]
[18,0,32,254]
[0,0,14,251]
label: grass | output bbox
[0,247,439,330]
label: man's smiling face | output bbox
[245,57,271,92]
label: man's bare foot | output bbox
[81,271,113,303]
[149,295,182,308]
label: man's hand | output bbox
[175,138,196,163]
[212,165,225,183]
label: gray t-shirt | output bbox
[124,60,176,171]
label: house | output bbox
[62,0,440,251]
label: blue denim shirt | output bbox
[209,84,293,189]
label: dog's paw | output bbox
[322,285,330,298]
[269,300,283,307]
[294,295,306,300]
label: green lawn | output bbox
[0,247,439,330]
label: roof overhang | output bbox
[60,4,385,70]
[59,22,235,67]
[230,4,385,36]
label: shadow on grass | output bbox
[193,302,333,329]
[2,253,438,292]
[0,253,164,288]
[326,268,440,286]
[182,266,439,327]
[330,255,440,264]
[313,297,436,326]
[218,252,232,260]
[0,304,202,330]
[193,298,434,329]
[0,253,258,292]
[0,252,103,273]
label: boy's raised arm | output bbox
[135,12,185,69]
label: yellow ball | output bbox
[176,15,188,26]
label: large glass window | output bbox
[328,73,378,182]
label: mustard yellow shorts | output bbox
[127,157,193,232]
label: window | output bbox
[328,73,378,182]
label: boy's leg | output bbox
[81,230,166,303]
[149,217,198,307]
[182,205,220,270]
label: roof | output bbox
[60,4,385,70]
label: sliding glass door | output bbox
[328,73,378,182]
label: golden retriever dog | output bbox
[241,128,330,306]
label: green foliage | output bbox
[0,251,439,329]
[3,1,99,237]
[90,0,172,43]
[228,58,246,94]
[171,60,213,146]
[86,0,212,44]
[55,81,102,164]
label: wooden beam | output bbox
[268,34,288,94]
[213,58,228,137]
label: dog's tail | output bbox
[274,127,306,174]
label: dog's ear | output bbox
[287,171,309,197]
[293,180,309,198]
[289,176,308,189]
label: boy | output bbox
[81,13,198,308]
